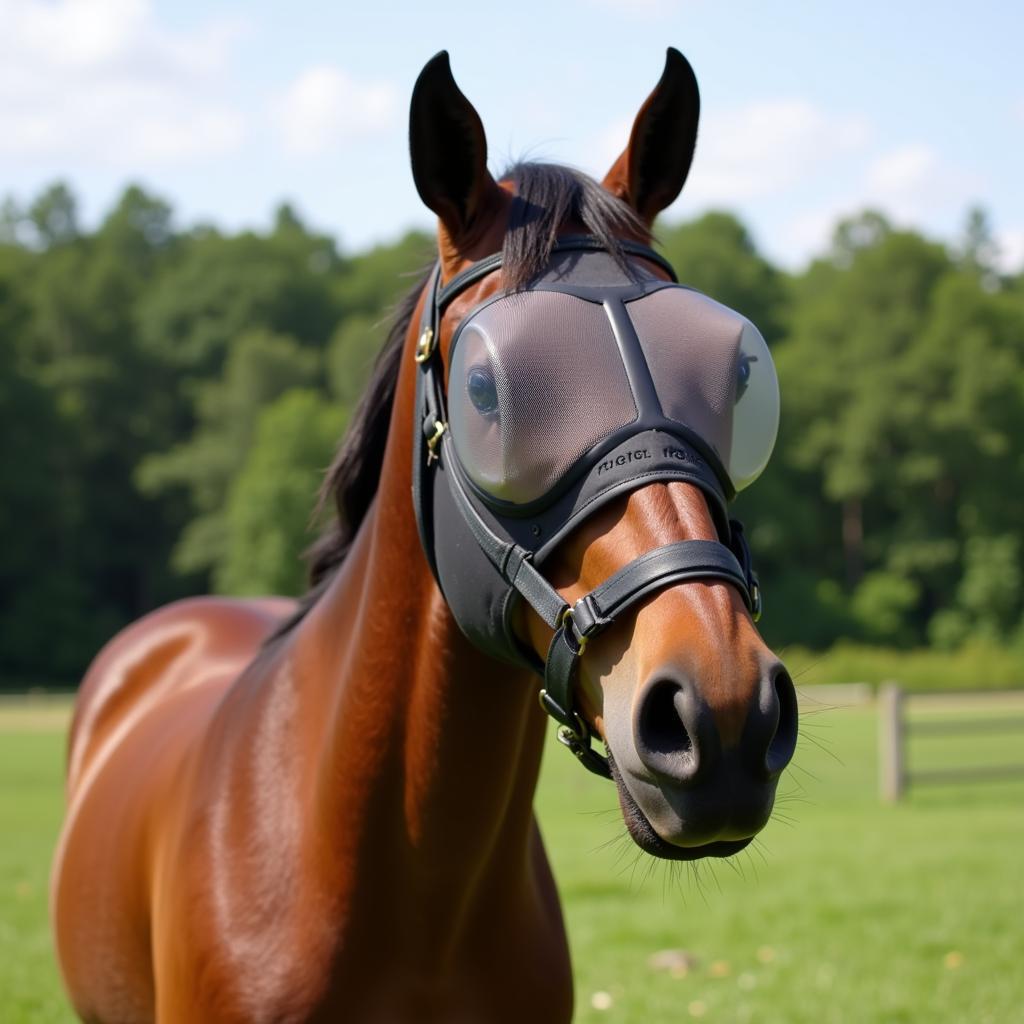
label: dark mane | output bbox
[268,162,646,641]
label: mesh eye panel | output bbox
[448,291,637,504]
[626,288,779,490]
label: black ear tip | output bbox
[417,50,452,85]
[663,46,697,85]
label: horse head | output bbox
[408,49,797,861]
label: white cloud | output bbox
[683,99,870,205]
[0,0,246,165]
[995,227,1024,274]
[775,143,985,266]
[866,143,934,191]
[862,143,980,222]
[273,67,398,158]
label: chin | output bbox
[607,748,767,862]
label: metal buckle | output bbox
[556,723,612,780]
[538,689,588,739]
[414,326,436,364]
[560,607,588,655]
[750,579,762,622]
[425,420,447,465]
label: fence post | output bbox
[879,682,905,802]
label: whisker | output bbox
[748,837,771,867]
[791,657,827,681]
[797,730,844,765]
[786,760,821,783]
[578,807,622,818]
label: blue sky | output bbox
[2,0,1021,269]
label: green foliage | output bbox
[334,229,433,313]
[955,535,1022,639]
[138,219,340,372]
[327,312,385,404]
[756,210,1024,649]
[851,571,920,645]
[657,211,788,341]
[28,182,79,248]
[138,329,321,576]
[217,389,346,596]
[785,640,1024,691]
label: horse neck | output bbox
[293,298,547,919]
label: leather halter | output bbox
[411,237,762,779]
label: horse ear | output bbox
[602,47,700,226]
[409,51,500,243]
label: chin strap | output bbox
[411,244,762,780]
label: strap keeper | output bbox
[538,687,579,732]
[568,594,605,640]
[560,608,589,655]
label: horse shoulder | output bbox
[66,595,295,795]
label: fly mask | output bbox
[412,236,779,777]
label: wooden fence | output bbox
[878,684,1024,801]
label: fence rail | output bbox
[878,683,1024,801]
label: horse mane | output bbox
[268,162,647,641]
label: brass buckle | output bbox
[414,326,436,364]
[538,689,588,740]
[560,607,588,655]
[425,420,447,464]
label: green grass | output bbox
[2,696,1023,1022]
[0,717,71,1023]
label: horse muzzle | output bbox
[605,661,798,858]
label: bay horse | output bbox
[52,49,797,1022]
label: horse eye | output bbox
[467,367,499,416]
[736,353,758,403]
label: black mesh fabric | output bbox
[626,288,779,491]
[448,292,637,504]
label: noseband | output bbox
[412,237,766,778]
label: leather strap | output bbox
[540,538,756,779]
[435,235,678,312]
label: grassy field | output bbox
[1,692,1022,1022]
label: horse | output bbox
[51,48,797,1022]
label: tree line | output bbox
[1,183,1021,687]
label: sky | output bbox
[2,0,1022,270]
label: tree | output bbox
[138,224,342,373]
[28,182,80,248]
[657,212,788,342]
[958,206,1001,288]
[217,389,347,596]
[138,330,321,577]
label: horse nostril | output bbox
[764,665,798,777]
[640,681,693,759]
[634,676,711,786]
